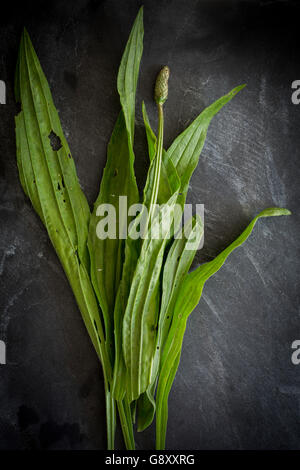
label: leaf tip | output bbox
[258,207,292,218]
[279,208,292,216]
[231,83,246,97]
[136,5,144,23]
[22,27,31,44]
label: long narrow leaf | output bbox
[152,215,203,382]
[113,89,180,403]
[88,9,143,365]
[117,7,144,144]
[122,189,180,401]
[142,86,245,208]
[15,29,115,447]
[156,207,291,449]
[137,216,203,431]
[15,29,108,364]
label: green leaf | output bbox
[120,90,181,402]
[117,398,136,450]
[113,91,180,403]
[152,215,203,381]
[177,208,291,314]
[88,9,143,366]
[156,351,180,449]
[168,84,245,205]
[117,6,144,144]
[15,28,115,447]
[137,378,157,432]
[88,112,139,364]
[113,150,179,399]
[156,207,291,449]
[17,29,91,267]
[142,101,156,162]
[122,188,180,401]
[142,86,246,207]
[142,101,177,205]
[88,9,144,448]
[136,216,203,432]
[136,215,203,431]
[16,28,102,354]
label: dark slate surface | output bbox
[0,0,299,450]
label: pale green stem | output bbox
[105,383,116,450]
[117,398,136,450]
[148,103,164,223]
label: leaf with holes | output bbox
[15,28,115,448]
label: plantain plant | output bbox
[15,7,290,450]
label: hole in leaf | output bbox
[48,131,62,151]
[57,182,61,191]
[68,153,71,159]
[113,168,118,177]
[61,176,65,188]
[75,249,81,265]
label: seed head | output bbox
[154,66,170,105]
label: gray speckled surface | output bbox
[0,0,299,450]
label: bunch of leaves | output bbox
[15,7,290,450]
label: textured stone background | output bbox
[0,0,299,450]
